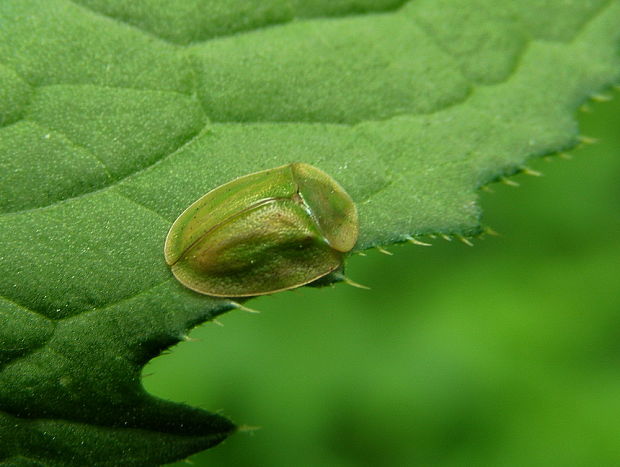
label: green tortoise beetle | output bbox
[164,162,359,297]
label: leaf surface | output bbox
[1,0,619,464]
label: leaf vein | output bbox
[67,0,411,46]
[4,125,210,216]
[26,120,114,180]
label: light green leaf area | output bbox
[0,0,619,464]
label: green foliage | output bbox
[0,0,619,465]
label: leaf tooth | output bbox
[376,246,393,256]
[456,235,474,247]
[181,334,199,342]
[482,225,500,237]
[405,235,432,246]
[229,301,261,314]
[343,277,370,290]
[500,176,519,187]
[332,272,370,290]
[237,424,262,433]
[520,166,542,177]
[591,93,612,102]
[578,135,598,145]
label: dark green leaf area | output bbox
[0,277,235,465]
[0,192,236,464]
[0,410,232,467]
[1,0,620,465]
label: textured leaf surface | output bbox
[1,0,619,465]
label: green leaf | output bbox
[1,0,619,464]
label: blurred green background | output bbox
[146,92,620,467]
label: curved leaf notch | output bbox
[1,0,619,464]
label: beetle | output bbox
[164,162,358,297]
